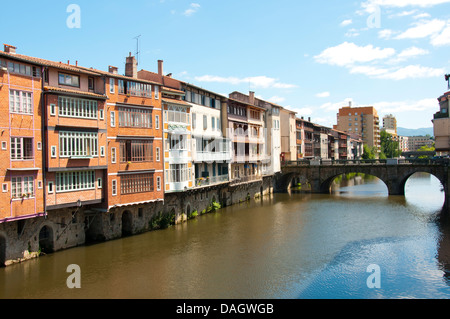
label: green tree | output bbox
[362,144,376,159]
[380,130,401,158]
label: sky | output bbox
[2,0,450,129]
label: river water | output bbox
[1,173,450,299]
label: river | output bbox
[1,173,449,299]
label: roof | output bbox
[43,86,108,99]
[76,65,161,86]
[227,97,266,111]
[0,51,100,76]
[162,98,191,107]
[162,86,185,95]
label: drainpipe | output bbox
[41,67,47,219]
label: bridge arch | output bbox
[321,173,388,194]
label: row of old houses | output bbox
[0,44,363,231]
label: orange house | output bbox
[84,55,164,209]
[0,45,45,222]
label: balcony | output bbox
[230,175,262,186]
[434,112,449,120]
[195,174,229,187]
[194,151,232,163]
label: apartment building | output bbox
[280,108,297,162]
[382,114,397,136]
[433,90,450,154]
[181,83,231,188]
[0,45,45,223]
[76,55,166,211]
[408,135,434,152]
[225,97,266,183]
[138,62,193,193]
[334,104,381,153]
[229,91,279,175]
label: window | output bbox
[212,117,215,130]
[118,79,152,97]
[1,141,6,150]
[120,140,153,163]
[203,115,208,130]
[48,182,54,194]
[58,73,80,87]
[10,90,32,114]
[50,104,56,116]
[155,115,160,129]
[100,146,105,157]
[118,107,152,128]
[169,135,188,151]
[6,61,40,77]
[120,173,154,195]
[99,109,104,120]
[167,105,188,124]
[59,131,98,158]
[88,77,95,90]
[112,180,117,196]
[51,146,57,158]
[154,86,159,99]
[111,111,116,127]
[156,176,161,191]
[192,113,196,129]
[55,171,95,192]
[11,137,33,160]
[168,164,190,183]
[111,147,117,163]
[110,78,115,94]
[11,176,34,199]
[38,180,42,189]
[58,96,98,119]
[156,147,160,162]
[2,183,7,193]
[97,178,102,188]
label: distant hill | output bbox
[397,127,434,137]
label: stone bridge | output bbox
[275,159,450,198]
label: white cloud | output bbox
[397,46,429,58]
[413,13,431,19]
[268,96,286,104]
[314,42,396,67]
[341,19,353,27]
[395,19,447,39]
[378,29,394,39]
[345,28,361,37]
[316,92,331,98]
[362,0,450,12]
[194,75,297,89]
[377,65,444,80]
[373,98,438,113]
[431,24,450,46]
[183,3,201,16]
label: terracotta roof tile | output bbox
[43,86,108,99]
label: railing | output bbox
[282,158,450,167]
[230,175,262,185]
[195,174,229,187]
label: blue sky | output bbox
[2,0,450,129]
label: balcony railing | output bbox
[195,174,229,187]
[230,175,262,185]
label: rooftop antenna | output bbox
[134,35,141,66]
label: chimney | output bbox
[308,117,311,122]
[108,65,119,74]
[349,101,352,107]
[125,53,137,78]
[4,44,16,54]
[249,91,255,105]
[158,60,164,76]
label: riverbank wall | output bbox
[0,176,274,267]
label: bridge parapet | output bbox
[282,158,450,168]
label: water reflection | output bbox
[0,173,449,299]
